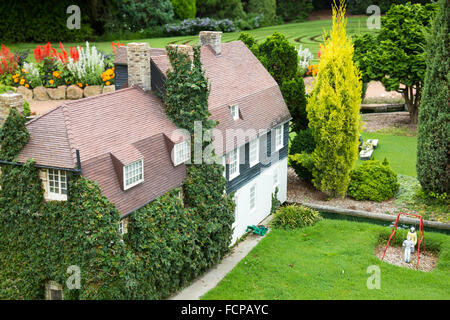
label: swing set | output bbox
[381,212,425,270]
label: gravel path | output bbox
[375,245,437,272]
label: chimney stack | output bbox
[0,91,24,127]
[127,43,151,91]
[166,44,194,62]
[199,31,222,55]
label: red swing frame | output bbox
[381,212,425,270]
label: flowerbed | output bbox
[0,42,120,97]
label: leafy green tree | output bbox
[172,0,196,20]
[258,32,298,85]
[353,3,438,123]
[196,0,246,19]
[417,0,449,194]
[0,108,30,161]
[117,0,175,31]
[306,1,362,197]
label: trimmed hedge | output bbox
[348,159,400,202]
[0,0,94,43]
[271,204,321,229]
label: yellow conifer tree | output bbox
[306,0,362,198]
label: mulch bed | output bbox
[375,245,438,272]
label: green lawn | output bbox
[359,132,418,177]
[7,17,375,64]
[203,219,450,300]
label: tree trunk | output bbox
[401,85,421,124]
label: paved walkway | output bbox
[169,215,273,300]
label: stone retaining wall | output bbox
[16,85,115,101]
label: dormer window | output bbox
[230,105,239,120]
[124,159,144,190]
[174,141,190,166]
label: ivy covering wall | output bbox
[0,46,234,299]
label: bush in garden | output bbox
[280,74,308,132]
[235,14,264,31]
[346,0,434,14]
[237,32,259,56]
[289,128,316,182]
[417,0,449,194]
[306,1,362,198]
[246,0,277,25]
[271,204,321,229]
[258,32,298,85]
[276,0,313,22]
[172,0,196,20]
[348,159,400,202]
[164,17,236,36]
[196,0,246,20]
[352,2,437,123]
[0,0,94,43]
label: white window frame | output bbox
[228,148,240,181]
[230,105,239,120]
[275,123,284,151]
[249,138,259,167]
[249,184,256,212]
[173,141,190,166]
[123,159,144,190]
[47,169,68,201]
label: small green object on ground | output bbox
[246,225,268,236]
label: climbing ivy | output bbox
[0,108,30,161]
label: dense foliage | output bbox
[0,0,94,43]
[276,0,313,22]
[348,159,400,202]
[165,18,236,36]
[353,2,438,123]
[271,204,321,229]
[0,109,29,161]
[280,74,308,131]
[288,129,316,182]
[196,0,246,19]
[346,0,434,14]
[172,0,197,20]
[306,2,362,198]
[417,0,449,194]
[246,0,277,25]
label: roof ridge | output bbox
[26,102,66,125]
[61,104,78,167]
[62,85,140,107]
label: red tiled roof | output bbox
[152,41,291,153]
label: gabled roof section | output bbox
[18,105,77,169]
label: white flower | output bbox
[297,45,314,71]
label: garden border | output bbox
[286,201,450,230]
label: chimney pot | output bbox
[199,31,222,55]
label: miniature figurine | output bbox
[407,227,417,253]
[402,238,414,263]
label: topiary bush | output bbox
[271,204,321,229]
[348,159,400,202]
[289,128,316,182]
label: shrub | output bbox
[246,0,277,25]
[417,0,449,194]
[0,108,30,161]
[196,0,246,20]
[164,18,236,36]
[258,32,298,85]
[276,0,313,22]
[306,2,362,197]
[289,152,314,183]
[348,159,400,202]
[172,0,196,20]
[237,32,259,56]
[0,0,94,43]
[271,204,321,229]
[235,14,264,31]
[280,75,308,131]
[347,0,434,15]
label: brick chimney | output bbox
[127,43,151,91]
[199,31,222,55]
[166,44,194,62]
[0,91,24,127]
